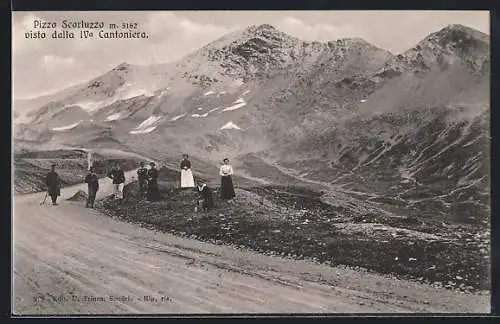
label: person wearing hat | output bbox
[136,161,148,198]
[107,162,125,202]
[146,162,160,201]
[180,154,195,191]
[45,164,61,206]
[84,166,99,208]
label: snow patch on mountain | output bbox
[51,121,81,131]
[192,112,210,118]
[204,90,215,96]
[137,115,162,129]
[73,101,106,113]
[242,90,251,96]
[220,121,241,130]
[171,113,187,121]
[197,107,204,110]
[222,98,247,112]
[129,115,162,134]
[463,136,482,147]
[106,113,122,121]
[73,87,156,114]
[130,126,157,134]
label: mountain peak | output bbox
[112,62,131,71]
[244,24,290,39]
[443,24,486,34]
[334,37,372,46]
[425,24,489,47]
[248,24,278,32]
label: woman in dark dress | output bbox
[147,162,160,201]
[219,158,235,201]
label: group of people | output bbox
[133,154,236,211]
[44,154,237,211]
[136,161,160,201]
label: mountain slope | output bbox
[15,24,490,228]
[265,24,490,226]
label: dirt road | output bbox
[12,171,490,314]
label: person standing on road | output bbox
[84,166,99,208]
[107,162,125,202]
[180,154,195,192]
[45,164,61,206]
[219,158,236,202]
[147,162,160,202]
[137,161,148,198]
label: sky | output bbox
[12,11,490,99]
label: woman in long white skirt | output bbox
[180,154,195,190]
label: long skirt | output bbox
[181,169,195,188]
[220,175,236,200]
[147,184,160,201]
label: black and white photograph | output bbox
[12,10,491,315]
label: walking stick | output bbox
[40,191,48,205]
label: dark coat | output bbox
[147,168,159,187]
[45,171,61,196]
[146,168,160,201]
[107,168,125,184]
[137,167,148,184]
[85,173,99,191]
[180,159,191,169]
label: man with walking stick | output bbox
[45,164,61,206]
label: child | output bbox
[196,182,214,211]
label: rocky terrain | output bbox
[96,167,490,293]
